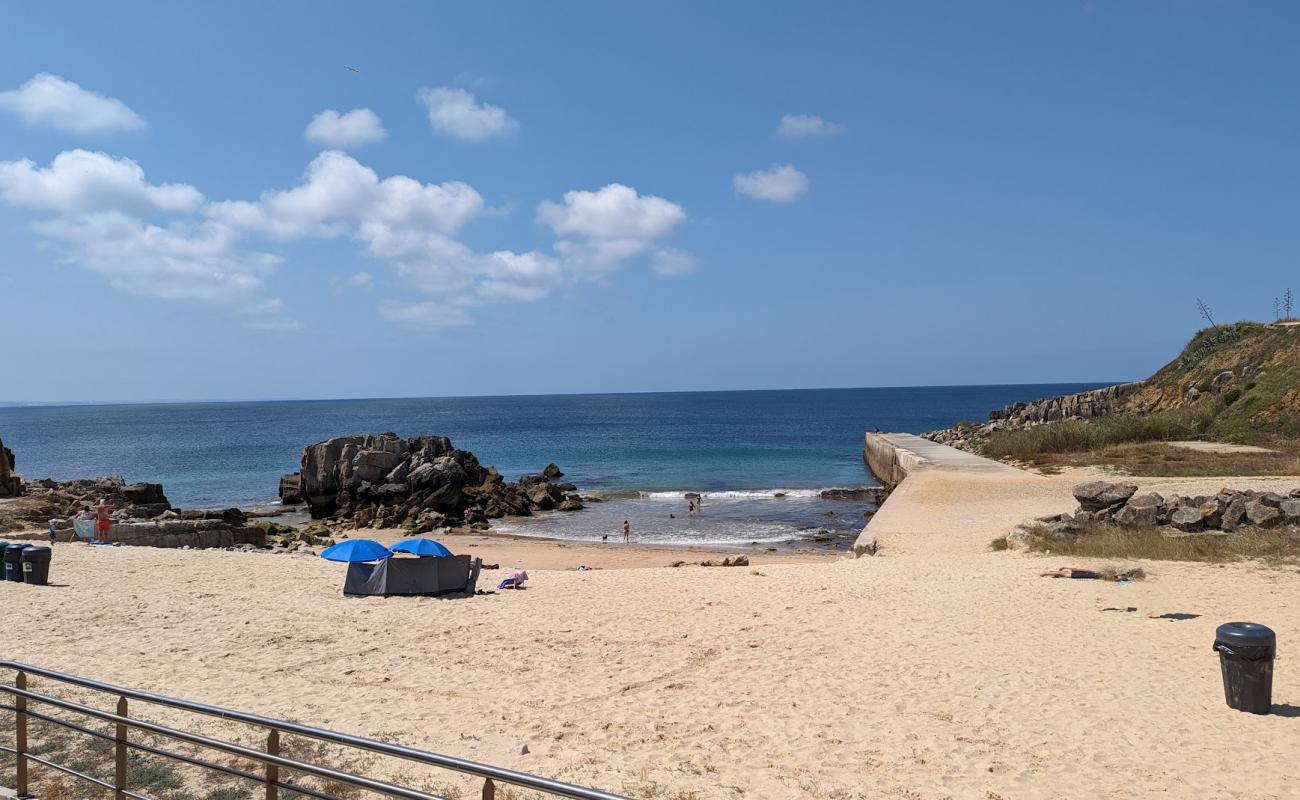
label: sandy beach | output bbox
[6,468,1300,799]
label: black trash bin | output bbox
[1214,622,1276,714]
[4,544,30,582]
[20,546,51,586]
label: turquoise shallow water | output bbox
[0,384,1104,545]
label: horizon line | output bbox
[0,379,1124,410]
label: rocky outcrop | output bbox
[21,475,171,520]
[0,436,21,497]
[292,433,583,530]
[988,383,1141,426]
[1005,482,1300,547]
[924,382,1142,452]
[279,473,302,505]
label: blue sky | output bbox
[1,2,1297,402]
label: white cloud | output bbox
[652,248,696,276]
[305,108,386,148]
[775,114,844,139]
[31,211,280,303]
[208,150,484,241]
[0,150,204,215]
[0,146,692,331]
[733,164,810,203]
[537,183,686,269]
[0,73,146,134]
[418,87,518,141]
[377,300,473,328]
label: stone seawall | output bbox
[107,521,266,549]
[856,433,1029,556]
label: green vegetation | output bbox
[981,405,1216,460]
[989,536,1009,551]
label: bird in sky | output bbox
[344,65,359,73]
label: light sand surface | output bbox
[6,472,1300,800]
[1167,441,1279,454]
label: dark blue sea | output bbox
[0,384,1104,546]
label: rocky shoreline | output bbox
[1006,480,1300,549]
[924,382,1140,452]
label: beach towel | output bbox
[72,518,96,540]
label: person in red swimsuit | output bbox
[95,499,113,543]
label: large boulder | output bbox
[1114,502,1160,527]
[1245,501,1282,528]
[279,473,302,505]
[1169,506,1205,533]
[1221,498,1248,532]
[1280,499,1300,522]
[0,436,22,497]
[1073,481,1138,511]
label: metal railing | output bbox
[0,661,629,800]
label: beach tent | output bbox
[342,555,481,597]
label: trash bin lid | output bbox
[4,543,30,556]
[20,546,51,561]
[1216,622,1276,649]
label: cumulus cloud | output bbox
[652,248,696,276]
[0,150,204,215]
[31,211,281,303]
[418,87,518,141]
[775,114,844,139]
[0,151,293,327]
[0,73,146,134]
[733,164,810,203]
[537,184,686,269]
[0,146,691,331]
[208,150,483,240]
[305,108,386,148]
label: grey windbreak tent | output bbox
[344,555,481,597]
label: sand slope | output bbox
[4,511,1300,800]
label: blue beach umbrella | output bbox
[320,539,392,563]
[389,538,453,558]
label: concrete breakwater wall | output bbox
[856,432,1028,556]
[106,520,266,549]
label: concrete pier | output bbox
[854,432,1038,557]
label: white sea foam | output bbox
[637,488,861,500]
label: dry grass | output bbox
[1027,522,1300,564]
[1019,441,1300,477]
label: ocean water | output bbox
[0,384,1104,546]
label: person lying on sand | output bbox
[1040,567,1099,579]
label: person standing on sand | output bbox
[95,498,112,543]
[623,519,630,543]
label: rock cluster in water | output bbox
[1005,480,1300,549]
[280,433,583,531]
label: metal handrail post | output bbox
[14,671,27,799]
[115,696,129,799]
[483,777,495,799]
[265,729,279,800]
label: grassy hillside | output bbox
[976,322,1300,474]
[1121,322,1300,441]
